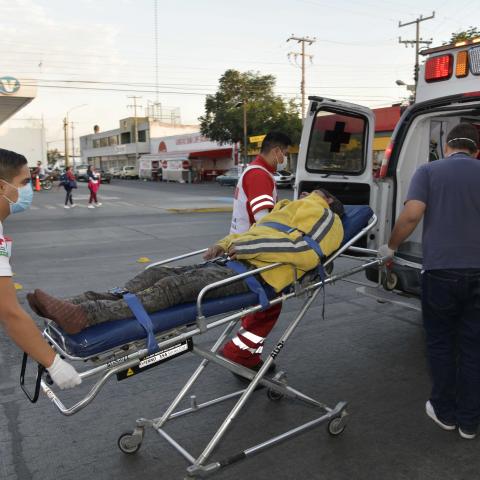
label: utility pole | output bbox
[63,117,69,168]
[70,122,76,166]
[399,12,435,99]
[287,35,316,120]
[154,0,159,105]
[127,96,142,163]
[243,98,248,165]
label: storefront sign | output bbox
[249,134,266,144]
[0,77,21,95]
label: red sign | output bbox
[182,160,190,169]
[162,161,168,169]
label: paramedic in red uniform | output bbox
[205,131,292,370]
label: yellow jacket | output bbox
[216,193,344,292]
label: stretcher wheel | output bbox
[267,388,284,401]
[118,431,142,454]
[327,417,346,436]
[382,271,398,291]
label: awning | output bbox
[0,77,37,125]
[189,148,232,159]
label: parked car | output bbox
[110,168,122,178]
[74,164,90,182]
[273,170,294,188]
[99,170,112,184]
[216,169,239,186]
[120,166,139,179]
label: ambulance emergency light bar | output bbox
[422,38,480,82]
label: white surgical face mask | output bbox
[1,179,34,214]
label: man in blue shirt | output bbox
[379,123,480,440]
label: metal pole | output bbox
[243,99,248,164]
[301,40,305,120]
[286,35,316,121]
[128,96,142,164]
[63,116,69,168]
[398,12,435,101]
[71,122,75,166]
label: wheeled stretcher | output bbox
[21,205,384,478]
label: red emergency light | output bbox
[425,54,453,82]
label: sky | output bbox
[1,0,479,150]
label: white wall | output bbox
[0,119,46,166]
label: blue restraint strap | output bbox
[226,260,270,310]
[123,293,159,354]
[260,221,326,281]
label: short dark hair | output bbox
[319,188,345,217]
[446,123,479,154]
[0,149,28,181]
[260,131,292,154]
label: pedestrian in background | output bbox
[379,123,480,440]
[60,166,77,209]
[87,165,102,209]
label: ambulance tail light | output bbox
[378,141,393,179]
[469,45,480,75]
[425,54,453,82]
[456,51,469,77]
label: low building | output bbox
[80,118,198,172]
[0,76,44,166]
[372,105,402,172]
[149,132,235,183]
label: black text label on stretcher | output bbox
[116,339,193,381]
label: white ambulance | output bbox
[295,38,480,297]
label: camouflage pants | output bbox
[67,263,250,325]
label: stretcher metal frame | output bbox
[23,212,384,478]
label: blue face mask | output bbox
[1,180,34,214]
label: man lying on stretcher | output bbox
[27,190,344,335]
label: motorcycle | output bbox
[31,174,53,191]
[40,176,53,191]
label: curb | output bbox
[166,207,233,214]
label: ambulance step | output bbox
[356,286,421,312]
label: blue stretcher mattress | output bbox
[58,205,373,358]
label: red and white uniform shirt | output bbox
[0,221,13,277]
[230,156,277,234]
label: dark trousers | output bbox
[64,187,73,205]
[67,263,250,325]
[422,269,480,431]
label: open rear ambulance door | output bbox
[295,96,376,209]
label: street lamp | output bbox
[63,104,87,168]
[395,79,415,92]
[396,79,416,104]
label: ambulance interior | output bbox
[394,110,480,265]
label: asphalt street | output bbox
[0,180,478,480]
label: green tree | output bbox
[47,148,61,166]
[444,27,480,44]
[199,69,302,148]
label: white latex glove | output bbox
[47,354,82,390]
[378,244,395,261]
